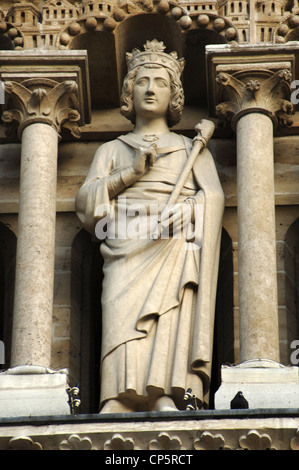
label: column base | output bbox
[0,366,71,417]
[214,359,299,409]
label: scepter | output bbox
[151,119,215,240]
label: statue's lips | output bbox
[144,97,156,103]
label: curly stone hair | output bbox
[120,64,184,128]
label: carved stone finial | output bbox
[1,78,82,139]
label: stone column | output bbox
[211,59,299,408]
[11,123,59,368]
[215,67,294,364]
[2,79,81,369]
[0,78,84,417]
[236,112,279,363]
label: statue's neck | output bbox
[133,116,170,137]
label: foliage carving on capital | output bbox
[1,79,81,139]
[215,68,294,129]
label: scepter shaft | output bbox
[151,119,215,240]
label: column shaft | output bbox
[11,123,58,368]
[236,113,279,362]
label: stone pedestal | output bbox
[0,366,70,418]
[214,359,299,409]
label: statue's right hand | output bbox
[132,146,157,176]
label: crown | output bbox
[126,39,185,77]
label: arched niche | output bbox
[182,27,227,107]
[68,30,119,109]
[114,12,184,92]
[0,222,16,370]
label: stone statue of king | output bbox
[75,39,225,413]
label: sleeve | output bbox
[75,143,116,235]
[75,140,141,235]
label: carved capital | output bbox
[1,78,82,139]
[215,67,294,130]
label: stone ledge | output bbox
[0,410,299,450]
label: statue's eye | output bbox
[136,78,148,86]
[155,79,168,87]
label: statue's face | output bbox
[133,66,171,121]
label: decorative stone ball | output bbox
[7,27,18,39]
[213,18,226,31]
[225,27,237,40]
[197,14,210,27]
[69,22,81,36]
[275,35,285,43]
[171,7,182,20]
[13,36,23,47]
[288,15,299,29]
[114,8,126,21]
[85,17,98,31]
[103,18,117,31]
[60,32,70,45]
[179,15,192,30]
[0,22,7,34]
[157,0,170,13]
[277,23,289,36]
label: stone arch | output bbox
[0,222,16,370]
[66,29,119,108]
[210,227,234,407]
[114,12,184,91]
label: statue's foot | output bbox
[152,395,178,412]
[100,398,134,414]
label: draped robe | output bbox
[75,133,224,410]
